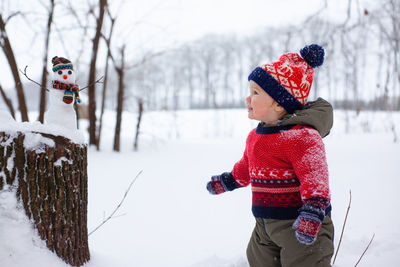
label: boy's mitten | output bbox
[292,198,330,245]
[206,172,239,195]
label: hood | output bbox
[278,98,333,138]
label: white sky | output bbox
[0,0,374,89]
[117,0,353,48]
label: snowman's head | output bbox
[53,68,76,84]
[51,56,76,85]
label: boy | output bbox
[207,44,334,267]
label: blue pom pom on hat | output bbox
[300,44,325,68]
[248,44,325,113]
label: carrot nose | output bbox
[63,75,68,79]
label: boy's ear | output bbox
[273,102,285,113]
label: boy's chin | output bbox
[247,114,257,120]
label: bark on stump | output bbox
[0,131,90,266]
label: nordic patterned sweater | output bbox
[228,123,331,220]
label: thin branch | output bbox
[65,0,92,70]
[88,170,143,236]
[37,0,49,11]
[0,83,16,119]
[100,31,116,64]
[341,0,353,27]
[354,233,375,266]
[5,11,21,24]
[333,190,352,265]
[52,21,71,59]
[79,76,104,91]
[303,0,328,24]
[19,65,49,91]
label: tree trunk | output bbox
[113,46,125,152]
[0,83,16,119]
[88,0,107,145]
[133,98,143,151]
[0,14,29,122]
[97,12,116,151]
[0,131,90,266]
[38,0,55,123]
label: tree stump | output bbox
[0,131,90,266]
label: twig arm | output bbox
[19,65,50,91]
[79,76,104,91]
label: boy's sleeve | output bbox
[286,127,330,202]
[231,150,250,187]
[231,131,252,187]
[207,131,252,195]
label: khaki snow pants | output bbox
[247,216,334,267]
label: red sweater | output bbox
[232,124,331,219]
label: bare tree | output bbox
[96,5,115,150]
[88,0,107,145]
[133,98,143,151]
[0,13,29,121]
[197,37,219,108]
[111,50,166,151]
[113,45,126,152]
[371,0,400,108]
[38,0,55,123]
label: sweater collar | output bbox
[256,123,296,134]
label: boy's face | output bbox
[246,81,286,125]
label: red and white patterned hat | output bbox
[248,44,325,113]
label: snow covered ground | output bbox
[1,109,399,267]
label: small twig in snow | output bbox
[88,170,143,236]
[333,190,352,265]
[111,213,127,219]
[354,233,375,267]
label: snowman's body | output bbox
[45,64,78,130]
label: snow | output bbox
[0,186,70,267]
[23,132,55,152]
[0,109,400,267]
[54,157,73,167]
[0,115,85,145]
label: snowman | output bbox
[45,56,81,130]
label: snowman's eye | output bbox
[58,70,62,75]
[68,70,72,75]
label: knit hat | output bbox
[248,44,325,114]
[52,56,73,72]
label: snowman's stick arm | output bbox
[79,76,104,91]
[19,65,50,92]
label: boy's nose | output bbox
[63,75,68,80]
